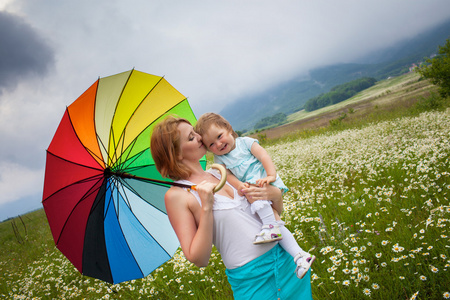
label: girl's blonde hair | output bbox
[150,116,192,180]
[194,112,238,139]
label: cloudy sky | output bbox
[1,0,449,221]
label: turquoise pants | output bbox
[226,244,313,299]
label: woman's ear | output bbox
[177,153,183,161]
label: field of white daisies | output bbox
[1,108,449,299]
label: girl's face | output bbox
[201,124,235,156]
[178,122,206,161]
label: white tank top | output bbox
[175,169,276,269]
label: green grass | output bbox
[1,93,449,299]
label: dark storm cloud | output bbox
[0,10,54,93]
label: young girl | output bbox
[195,112,315,279]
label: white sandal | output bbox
[294,252,316,279]
[253,224,283,244]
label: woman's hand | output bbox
[241,184,283,214]
[196,181,216,211]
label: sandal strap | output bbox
[253,224,282,244]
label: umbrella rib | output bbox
[85,148,105,168]
[43,152,104,202]
[102,178,114,220]
[117,178,173,267]
[119,177,167,215]
[118,178,190,258]
[120,178,173,258]
[108,177,146,278]
[115,128,131,169]
[91,76,106,166]
[109,175,176,264]
[117,172,193,189]
[117,135,138,170]
[55,175,104,246]
[121,96,190,162]
[45,151,104,173]
[116,177,133,211]
[121,164,146,174]
[110,95,190,177]
[109,128,118,167]
[111,75,165,164]
[105,70,134,169]
[111,78,195,173]
[96,133,109,167]
[120,128,127,165]
[65,107,105,170]
[106,176,122,219]
[116,143,144,172]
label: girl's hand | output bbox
[237,182,250,196]
[195,181,216,211]
[256,175,276,187]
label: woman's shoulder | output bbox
[165,186,192,203]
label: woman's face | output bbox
[178,122,206,161]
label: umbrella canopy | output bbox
[42,69,206,284]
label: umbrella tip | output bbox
[104,168,112,178]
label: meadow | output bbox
[286,72,428,124]
[1,95,449,298]
[265,72,437,140]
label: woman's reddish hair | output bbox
[150,116,192,181]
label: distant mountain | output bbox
[221,19,450,131]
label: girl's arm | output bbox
[224,168,249,196]
[164,181,216,267]
[246,141,283,213]
[250,142,277,186]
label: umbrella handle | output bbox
[191,163,227,193]
[211,163,227,193]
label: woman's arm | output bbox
[165,181,216,267]
[241,184,283,214]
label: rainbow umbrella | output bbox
[42,69,206,284]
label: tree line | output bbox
[304,77,377,112]
[417,38,450,98]
[254,112,287,130]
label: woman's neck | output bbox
[185,163,218,185]
[181,160,207,182]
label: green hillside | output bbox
[304,77,377,112]
[252,71,447,141]
[221,19,450,131]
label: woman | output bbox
[151,116,313,299]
